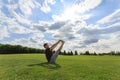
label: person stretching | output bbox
[43,40,64,63]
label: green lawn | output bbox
[0,54,120,80]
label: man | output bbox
[43,40,64,63]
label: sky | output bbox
[0,0,120,53]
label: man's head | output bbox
[43,43,49,49]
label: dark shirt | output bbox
[45,48,53,62]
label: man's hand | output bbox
[59,39,62,41]
[59,39,64,43]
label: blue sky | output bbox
[0,0,120,52]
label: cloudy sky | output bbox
[0,0,120,53]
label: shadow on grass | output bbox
[28,62,61,69]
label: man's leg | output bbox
[50,42,64,63]
[50,50,60,63]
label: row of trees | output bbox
[0,44,44,54]
[0,44,120,55]
[60,50,120,56]
[60,50,78,55]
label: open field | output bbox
[0,54,120,80]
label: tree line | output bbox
[0,44,120,56]
[60,50,120,56]
[0,44,44,54]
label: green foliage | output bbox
[70,51,74,55]
[0,44,44,54]
[93,52,97,55]
[85,51,90,55]
[63,50,66,55]
[75,50,78,55]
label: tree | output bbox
[93,52,97,55]
[23,47,29,53]
[75,50,78,55]
[85,51,90,55]
[109,51,115,55]
[67,51,71,55]
[70,51,73,55]
[63,50,66,55]
[0,44,43,54]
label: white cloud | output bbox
[6,0,40,15]
[32,21,50,32]
[97,9,120,24]
[6,0,56,14]
[73,0,102,13]
[10,37,45,49]
[0,1,3,9]
[0,26,9,40]
[88,31,120,53]
[11,11,31,26]
[60,0,64,2]
[74,22,120,52]
[0,10,10,40]
[8,25,31,34]
[47,0,56,4]
[18,0,41,15]
[40,0,56,13]
[0,9,31,35]
[4,17,31,34]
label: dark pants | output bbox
[46,54,52,62]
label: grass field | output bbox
[0,54,120,80]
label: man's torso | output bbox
[45,48,52,62]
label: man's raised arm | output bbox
[50,40,62,50]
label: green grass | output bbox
[0,54,120,80]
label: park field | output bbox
[0,54,120,80]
